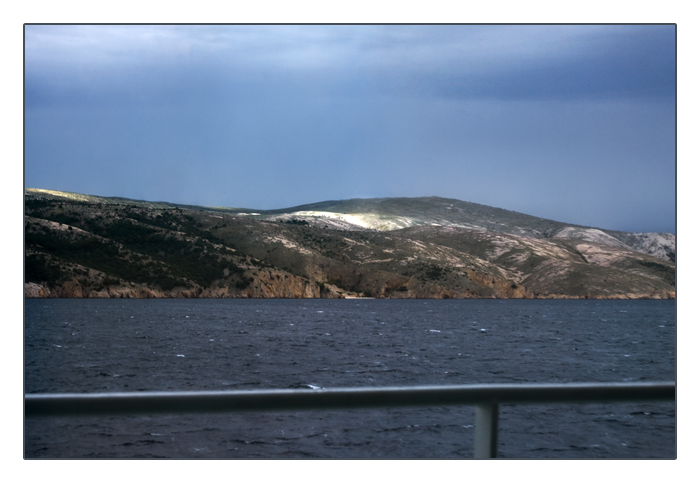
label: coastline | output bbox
[24,282,675,301]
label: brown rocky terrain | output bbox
[24,189,675,299]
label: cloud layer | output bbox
[24,25,676,233]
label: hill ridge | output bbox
[25,188,672,235]
[24,188,675,300]
[25,188,675,261]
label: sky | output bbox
[24,24,676,233]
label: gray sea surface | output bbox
[24,298,676,459]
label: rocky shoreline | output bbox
[24,281,675,300]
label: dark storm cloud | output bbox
[25,25,676,106]
[380,25,676,101]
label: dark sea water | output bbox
[24,299,676,459]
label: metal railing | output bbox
[25,381,675,458]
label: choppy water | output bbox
[24,299,676,459]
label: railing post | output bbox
[474,402,499,458]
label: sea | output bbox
[24,298,676,459]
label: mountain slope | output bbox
[230,196,675,262]
[24,189,675,299]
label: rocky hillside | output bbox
[24,189,675,299]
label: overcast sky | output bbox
[24,24,676,233]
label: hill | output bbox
[24,189,675,299]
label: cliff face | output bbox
[24,190,676,299]
[24,273,331,299]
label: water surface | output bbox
[24,299,676,458]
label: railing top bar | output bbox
[25,382,675,418]
[25,381,675,400]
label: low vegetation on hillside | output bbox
[24,189,676,299]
